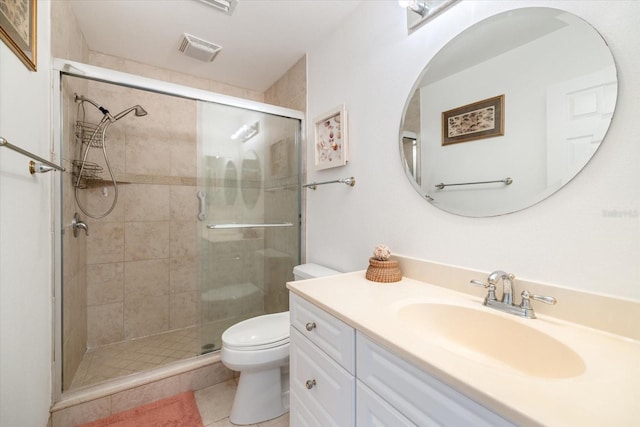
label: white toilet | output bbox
[221,263,340,425]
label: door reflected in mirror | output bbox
[400,7,617,217]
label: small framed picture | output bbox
[0,0,37,71]
[314,105,348,170]
[442,95,504,145]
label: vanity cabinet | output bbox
[290,293,356,426]
[290,293,514,427]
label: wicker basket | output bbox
[365,257,402,283]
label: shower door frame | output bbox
[51,58,304,403]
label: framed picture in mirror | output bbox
[442,95,504,145]
[0,0,37,71]
[314,104,348,170]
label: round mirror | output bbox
[400,8,617,217]
[224,160,238,206]
[241,150,262,208]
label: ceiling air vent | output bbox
[197,0,238,16]
[179,33,222,62]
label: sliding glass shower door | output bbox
[197,101,301,353]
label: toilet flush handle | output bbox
[305,379,316,389]
[305,322,316,331]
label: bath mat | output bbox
[78,391,204,427]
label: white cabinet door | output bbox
[290,293,355,374]
[290,327,355,426]
[357,332,514,427]
[356,380,415,427]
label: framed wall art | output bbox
[442,95,504,145]
[314,104,348,170]
[0,0,37,71]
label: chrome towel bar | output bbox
[0,136,65,174]
[303,176,355,190]
[435,177,512,189]
[207,223,293,229]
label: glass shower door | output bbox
[197,101,301,353]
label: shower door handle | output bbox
[197,191,207,221]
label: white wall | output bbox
[306,1,640,300]
[0,2,53,426]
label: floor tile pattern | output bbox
[70,326,205,389]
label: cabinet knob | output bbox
[305,379,316,389]
[305,322,316,331]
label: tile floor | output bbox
[195,379,289,427]
[70,326,210,389]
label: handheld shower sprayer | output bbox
[73,93,148,219]
[112,105,148,121]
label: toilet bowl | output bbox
[220,263,340,425]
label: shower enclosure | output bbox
[56,63,301,393]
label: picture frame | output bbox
[442,95,504,145]
[314,104,348,170]
[0,0,37,71]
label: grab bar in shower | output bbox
[0,137,65,174]
[435,177,512,189]
[207,223,294,229]
[303,176,356,190]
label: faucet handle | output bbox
[470,279,488,287]
[531,294,557,305]
[519,290,557,319]
[470,279,497,302]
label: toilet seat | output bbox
[222,311,290,351]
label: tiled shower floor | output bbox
[69,326,213,390]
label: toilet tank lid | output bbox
[293,263,341,279]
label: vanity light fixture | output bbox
[197,0,238,16]
[398,0,429,17]
[399,0,460,32]
[231,121,260,142]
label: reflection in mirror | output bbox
[400,8,617,217]
[400,0,460,32]
[224,160,238,206]
[241,150,262,208]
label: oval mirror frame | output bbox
[399,7,618,217]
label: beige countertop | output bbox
[287,271,640,426]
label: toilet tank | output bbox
[293,263,340,281]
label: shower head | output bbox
[75,93,146,122]
[111,105,148,121]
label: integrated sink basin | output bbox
[397,303,586,378]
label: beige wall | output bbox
[265,55,307,111]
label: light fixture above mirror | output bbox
[399,0,460,32]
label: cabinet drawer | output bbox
[290,327,355,426]
[356,332,514,427]
[290,292,355,373]
[356,380,415,427]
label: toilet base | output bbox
[229,367,288,425]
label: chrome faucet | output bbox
[487,270,514,305]
[471,270,557,319]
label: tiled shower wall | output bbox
[78,80,201,347]
[53,0,90,391]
